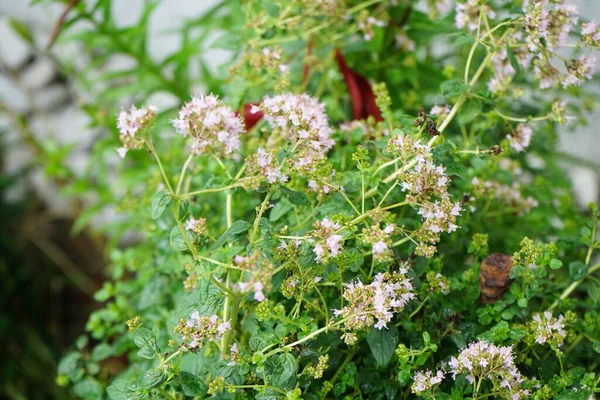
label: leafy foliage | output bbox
[13,0,600,399]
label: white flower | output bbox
[326,234,343,256]
[116,147,128,158]
[173,94,244,156]
[506,123,533,153]
[372,241,388,254]
[412,369,445,395]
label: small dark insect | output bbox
[425,120,440,136]
[479,253,514,303]
[462,193,472,203]
[489,145,503,155]
[414,108,440,136]
[415,109,426,127]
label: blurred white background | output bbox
[0,0,599,215]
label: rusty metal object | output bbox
[480,253,514,303]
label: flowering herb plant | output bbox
[47,0,600,399]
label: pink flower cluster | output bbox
[386,132,462,257]
[402,160,450,202]
[232,253,273,302]
[116,104,157,158]
[449,341,529,399]
[387,133,431,164]
[430,104,451,121]
[412,369,445,395]
[256,93,335,172]
[506,123,533,153]
[173,311,231,350]
[488,41,533,93]
[185,216,207,235]
[471,177,539,215]
[311,218,344,263]
[246,147,288,185]
[455,0,496,32]
[524,0,578,52]
[357,11,386,41]
[362,223,396,262]
[172,94,243,156]
[531,312,567,347]
[333,269,415,344]
[582,21,600,48]
[563,55,596,88]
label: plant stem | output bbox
[409,295,430,319]
[264,318,349,357]
[176,153,194,196]
[221,193,234,355]
[149,143,174,196]
[494,109,550,123]
[180,184,237,198]
[547,261,600,311]
[252,191,273,240]
[227,384,287,396]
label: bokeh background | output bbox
[0,0,599,398]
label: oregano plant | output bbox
[41,0,600,399]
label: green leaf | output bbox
[270,200,293,222]
[459,98,482,124]
[151,189,172,219]
[517,298,528,308]
[549,258,563,270]
[261,0,281,17]
[9,18,34,44]
[138,370,168,390]
[91,343,113,362]
[58,352,84,382]
[211,220,251,250]
[73,378,102,400]
[169,226,192,252]
[556,391,591,400]
[268,353,298,389]
[569,261,587,281]
[176,279,224,318]
[367,325,399,368]
[106,381,145,400]
[133,328,160,360]
[592,341,600,354]
[280,186,311,206]
[441,79,469,97]
[138,274,168,310]
[452,34,475,46]
[172,371,208,396]
[210,31,242,50]
[506,45,521,79]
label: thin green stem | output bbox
[494,109,550,123]
[176,153,194,196]
[264,318,349,357]
[547,261,600,311]
[252,191,273,240]
[377,181,398,208]
[347,0,383,14]
[382,200,409,211]
[180,185,237,198]
[464,3,485,82]
[409,295,430,319]
[149,143,174,195]
[226,385,287,396]
[213,154,233,179]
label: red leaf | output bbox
[239,103,263,131]
[335,49,383,122]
